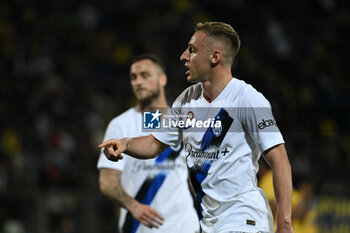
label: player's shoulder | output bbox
[108,107,138,127]
[234,79,270,107]
[173,83,202,106]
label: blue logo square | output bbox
[143,110,161,129]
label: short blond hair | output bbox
[195,22,241,61]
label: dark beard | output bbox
[138,88,160,106]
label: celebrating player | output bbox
[99,22,294,233]
[97,54,199,233]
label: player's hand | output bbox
[129,202,164,228]
[98,139,126,161]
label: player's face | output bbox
[180,31,212,83]
[130,59,163,103]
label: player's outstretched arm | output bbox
[263,143,294,233]
[99,168,164,228]
[98,134,168,161]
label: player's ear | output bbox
[210,49,222,66]
[159,73,167,87]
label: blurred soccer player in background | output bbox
[97,54,199,233]
[99,22,294,233]
[258,159,318,233]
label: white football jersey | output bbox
[153,78,283,233]
[97,107,199,233]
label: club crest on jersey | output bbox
[212,123,222,137]
[212,116,223,136]
[187,111,194,120]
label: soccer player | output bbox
[99,22,294,233]
[97,54,199,233]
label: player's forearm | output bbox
[264,144,293,226]
[99,169,138,212]
[272,156,293,226]
[105,182,137,211]
[124,135,168,159]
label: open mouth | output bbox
[185,66,190,75]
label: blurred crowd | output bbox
[0,0,349,232]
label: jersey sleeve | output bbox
[238,91,284,154]
[97,118,127,171]
[152,104,183,148]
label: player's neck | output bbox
[202,73,232,103]
[138,92,168,112]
